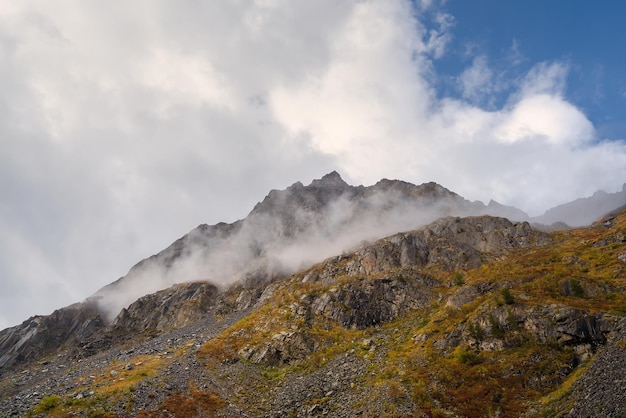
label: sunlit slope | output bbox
[15,212,625,417]
[198,213,625,417]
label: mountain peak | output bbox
[309,171,349,189]
[250,172,351,218]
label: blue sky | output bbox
[432,0,626,139]
[1,0,625,328]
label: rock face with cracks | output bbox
[111,282,220,333]
[0,301,106,371]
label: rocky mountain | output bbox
[91,172,529,322]
[90,173,626,321]
[1,173,626,417]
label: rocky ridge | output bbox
[90,173,626,323]
[92,172,531,322]
[0,209,623,416]
[0,173,625,417]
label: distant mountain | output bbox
[533,183,626,227]
[486,199,530,222]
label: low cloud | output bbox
[94,178,493,321]
[0,0,625,328]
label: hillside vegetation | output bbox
[2,212,625,417]
[195,213,626,417]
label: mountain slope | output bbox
[2,172,518,373]
[1,210,625,417]
[90,173,626,321]
[92,172,524,322]
[2,172,626,417]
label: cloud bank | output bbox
[1,0,625,328]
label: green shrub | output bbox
[467,321,484,341]
[453,271,465,286]
[30,394,61,414]
[455,346,482,365]
[501,287,515,305]
[570,279,585,298]
[488,313,505,338]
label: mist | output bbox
[3,0,626,330]
[92,174,504,321]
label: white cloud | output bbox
[271,0,435,183]
[518,61,569,97]
[495,94,594,145]
[140,49,238,112]
[423,12,455,59]
[270,2,622,210]
[458,55,493,102]
[507,39,525,66]
[0,0,625,327]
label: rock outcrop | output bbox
[564,316,626,417]
[228,215,551,367]
[0,302,105,372]
[111,282,220,334]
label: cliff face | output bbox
[0,301,106,371]
[111,282,220,334]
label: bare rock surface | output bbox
[0,301,106,371]
[564,317,626,418]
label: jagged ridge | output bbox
[1,173,626,417]
[92,172,510,322]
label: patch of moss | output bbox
[28,395,61,416]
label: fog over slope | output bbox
[92,172,510,320]
[92,172,626,321]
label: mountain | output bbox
[533,184,626,227]
[92,173,626,322]
[91,171,526,321]
[1,172,625,417]
[1,211,625,417]
[91,173,623,322]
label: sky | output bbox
[1,0,625,329]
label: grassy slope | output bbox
[198,213,625,417]
[29,213,626,417]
